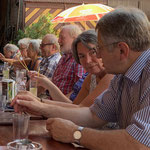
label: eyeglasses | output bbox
[96,42,120,56]
[97,42,120,51]
[40,43,53,48]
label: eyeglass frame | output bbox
[96,41,120,56]
[40,43,54,48]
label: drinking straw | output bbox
[20,55,29,72]
[16,55,29,72]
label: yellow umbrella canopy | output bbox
[52,3,114,23]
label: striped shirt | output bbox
[39,52,61,78]
[90,49,150,147]
[52,53,86,95]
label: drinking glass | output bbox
[13,113,30,141]
[0,95,7,112]
[17,77,27,92]
[0,66,3,77]
[21,69,27,77]
[16,70,25,83]
[16,69,27,93]
[29,80,37,96]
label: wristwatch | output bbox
[73,126,84,144]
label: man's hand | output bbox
[11,91,44,116]
[46,118,78,143]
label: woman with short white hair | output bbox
[18,38,31,58]
[13,39,42,71]
[0,43,21,64]
[3,44,20,59]
[27,39,42,71]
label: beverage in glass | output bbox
[29,80,37,96]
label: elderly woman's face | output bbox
[27,43,35,58]
[3,49,12,58]
[77,42,105,75]
[19,44,28,58]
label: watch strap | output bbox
[78,126,84,131]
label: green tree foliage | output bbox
[14,13,57,44]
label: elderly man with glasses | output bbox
[39,34,61,78]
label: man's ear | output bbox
[117,42,129,60]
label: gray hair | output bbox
[18,38,31,47]
[29,39,42,56]
[4,44,19,53]
[96,7,150,52]
[61,25,82,39]
[43,34,60,50]
[72,30,97,64]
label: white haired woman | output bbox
[13,39,42,71]
[0,44,21,64]
[18,38,31,58]
[27,39,42,71]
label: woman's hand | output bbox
[28,71,52,90]
[0,53,6,61]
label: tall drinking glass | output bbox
[16,70,25,83]
[13,113,30,141]
[16,70,27,93]
[29,80,37,96]
[0,95,7,112]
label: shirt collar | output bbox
[125,49,150,83]
[62,53,72,62]
[47,52,59,60]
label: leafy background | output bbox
[13,13,58,45]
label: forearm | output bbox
[80,129,147,150]
[42,99,79,108]
[41,104,103,127]
[2,58,15,64]
[46,81,72,103]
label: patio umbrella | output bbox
[52,3,114,23]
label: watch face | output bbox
[73,131,82,140]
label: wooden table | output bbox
[0,117,88,150]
